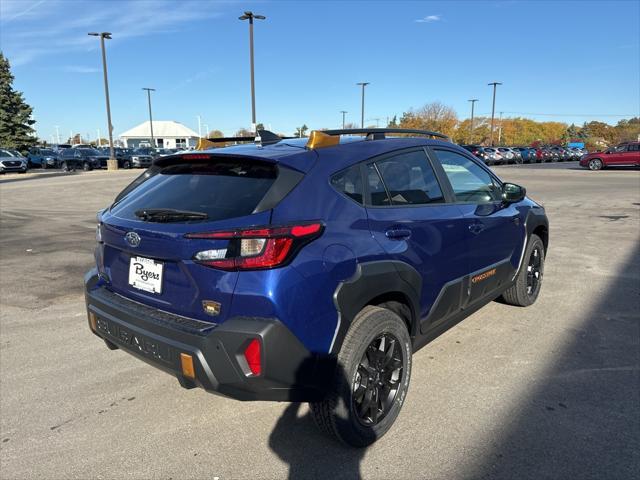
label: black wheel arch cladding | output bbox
[332,260,422,353]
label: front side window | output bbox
[331,165,363,204]
[369,150,444,206]
[435,149,501,203]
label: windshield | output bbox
[0,149,16,157]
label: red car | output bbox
[580,142,640,170]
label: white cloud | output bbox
[62,65,100,74]
[1,0,226,66]
[415,15,441,23]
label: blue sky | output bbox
[1,0,638,141]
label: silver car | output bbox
[0,149,28,174]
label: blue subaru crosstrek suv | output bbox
[85,129,548,447]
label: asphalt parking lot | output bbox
[1,164,638,479]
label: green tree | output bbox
[207,129,224,138]
[294,124,309,137]
[235,128,253,137]
[0,53,36,149]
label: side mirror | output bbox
[502,183,526,204]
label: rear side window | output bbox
[370,150,444,206]
[331,165,363,204]
[628,143,639,152]
[110,160,278,222]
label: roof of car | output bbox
[194,135,461,173]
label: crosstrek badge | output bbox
[471,268,497,284]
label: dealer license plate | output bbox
[128,256,163,294]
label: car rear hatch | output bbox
[97,154,304,324]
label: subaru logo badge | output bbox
[125,232,141,247]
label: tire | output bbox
[123,160,131,169]
[588,158,603,171]
[82,161,92,171]
[501,234,545,307]
[61,161,69,172]
[309,305,412,447]
[41,162,47,169]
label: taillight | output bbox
[244,339,262,376]
[186,222,323,270]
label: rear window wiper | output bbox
[134,208,209,222]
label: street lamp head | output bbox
[239,14,249,20]
[254,15,266,19]
[88,32,112,39]
[142,87,156,92]
[487,82,502,86]
[357,82,370,87]
[239,11,265,21]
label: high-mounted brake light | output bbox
[186,222,323,271]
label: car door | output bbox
[363,147,470,331]
[627,143,640,165]
[430,147,526,306]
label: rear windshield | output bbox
[110,160,278,222]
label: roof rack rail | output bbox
[321,128,451,142]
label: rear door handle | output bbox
[385,228,412,240]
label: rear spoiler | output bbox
[196,130,294,150]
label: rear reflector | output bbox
[88,312,97,332]
[180,353,195,379]
[244,339,262,376]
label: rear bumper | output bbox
[84,270,329,401]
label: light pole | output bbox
[239,11,266,133]
[488,82,502,146]
[340,110,348,129]
[88,32,117,169]
[142,88,156,147]
[197,115,202,138]
[96,128,101,146]
[203,124,209,139]
[356,82,370,128]
[54,125,60,144]
[498,111,503,145]
[468,99,478,140]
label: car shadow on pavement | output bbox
[460,241,640,479]
[268,362,367,480]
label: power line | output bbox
[475,111,636,118]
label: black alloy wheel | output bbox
[526,245,543,299]
[353,333,404,426]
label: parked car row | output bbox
[461,145,588,165]
[25,146,183,171]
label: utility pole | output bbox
[488,82,502,146]
[142,88,156,147]
[340,110,347,129]
[88,32,117,169]
[468,99,478,140]
[239,11,266,133]
[356,82,370,128]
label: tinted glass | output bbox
[61,149,75,158]
[0,149,14,157]
[331,165,363,204]
[110,160,277,222]
[435,149,501,203]
[628,143,639,152]
[374,150,444,205]
[366,163,391,206]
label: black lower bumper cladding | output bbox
[84,270,329,401]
